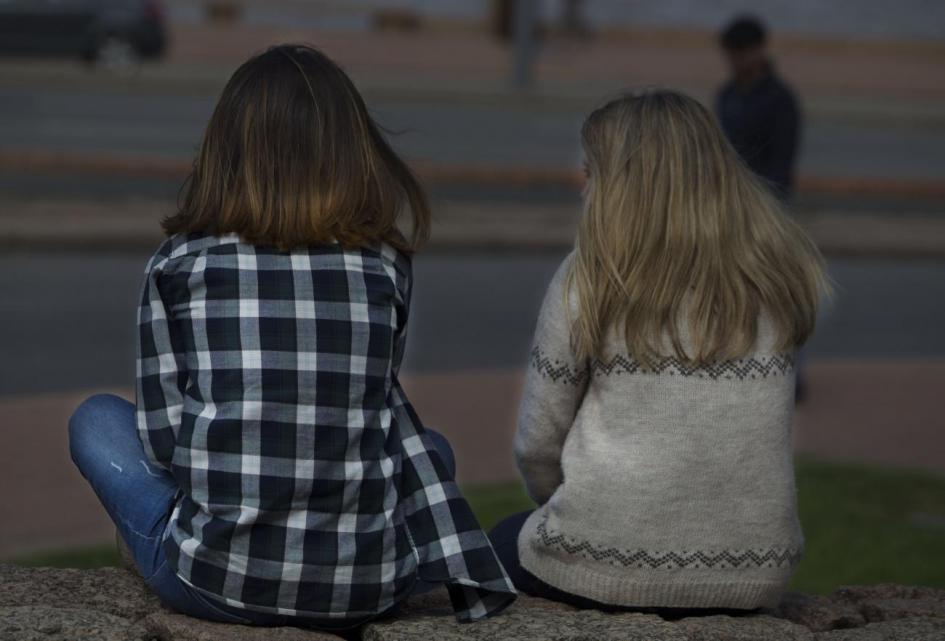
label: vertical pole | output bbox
[513,0,536,88]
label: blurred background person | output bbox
[715,14,808,400]
[716,15,800,200]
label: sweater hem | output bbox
[521,545,788,609]
[518,512,791,609]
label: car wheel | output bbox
[95,35,140,72]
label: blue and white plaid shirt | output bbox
[136,232,515,622]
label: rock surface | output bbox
[0,564,338,641]
[142,612,341,641]
[1,564,944,640]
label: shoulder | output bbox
[539,251,578,322]
[374,243,413,300]
[716,80,736,101]
[548,250,575,292]
[768,74,798,107]
[144,231,241,275]
[378,243,412,280]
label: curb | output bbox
[3,149,945,202]
[3,69,944,128]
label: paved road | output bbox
[166,0,945,42]
[2,85,944,181]
[2,249,944,397]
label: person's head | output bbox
[164,44,430,253]
[719,15,769,81]
[570,89,827,365]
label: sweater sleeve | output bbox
[515,254,588,505]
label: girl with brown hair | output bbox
[68,44,515,630]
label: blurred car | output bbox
[0,0,166,67]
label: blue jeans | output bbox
[69,393,456,629]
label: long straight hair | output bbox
[569,90,828,365]
[164,44,430,253]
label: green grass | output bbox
[14,543,122,570]
[11,459,945,594]
[462,481,533,532]
[790,459,945,593]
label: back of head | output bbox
[570,90,827,365]
[719,16,769,79]
[164,44,430,252]
[720,15,767,52]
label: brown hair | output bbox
[569,90,828,365]
[164,44,430,252]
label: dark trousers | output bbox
[489,510,757,617]
[488,510,620,610]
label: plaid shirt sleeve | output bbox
[135,241,187,472]
[386,254,517,622]
[392,387,517,621]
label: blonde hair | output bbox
[569,90,828,365]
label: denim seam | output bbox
[114,487,176,544]
[142,558,169,585]
[116,512,163,544]
[183,584,253,625]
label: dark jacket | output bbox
[716,66,801,198]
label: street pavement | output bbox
[1,84,944,184]
[3,249,945,396]
[163,0,945,42]
[2,20,945,191]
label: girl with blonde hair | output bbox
[490,89,827,611]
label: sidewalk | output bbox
[167,23,945,104]
[1,24,944,118]
[1,23,942,232]
[1,360,943,559]
[1,194,944,257]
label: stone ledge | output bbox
[2,564,944,640]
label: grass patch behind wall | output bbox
[11,459,945,594]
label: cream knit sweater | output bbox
[515,254,803,609]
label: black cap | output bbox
[720,15,767,51]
